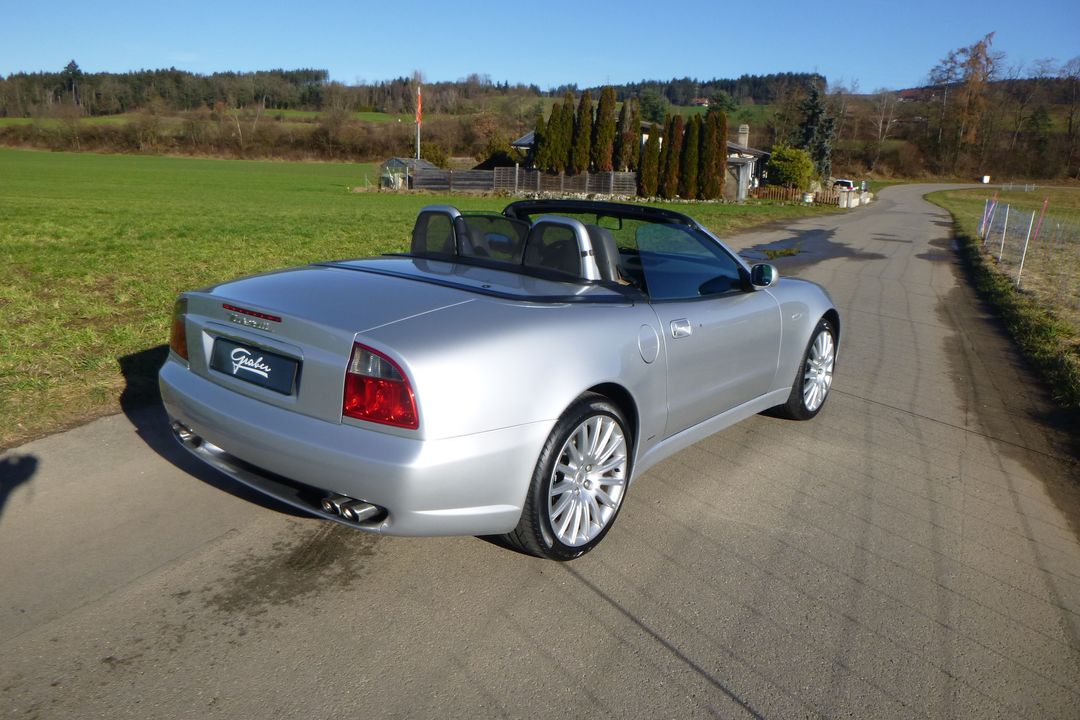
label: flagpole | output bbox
[415,85,421,160]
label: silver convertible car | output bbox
[160,199,838,560]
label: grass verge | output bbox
[928,190,1080,412]
[0,147,840,450]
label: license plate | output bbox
[210,338,299,395]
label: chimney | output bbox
[737,124,750,148]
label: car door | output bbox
[634,224,782,438]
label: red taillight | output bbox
[169,298,188,360]
[343,343,418,429]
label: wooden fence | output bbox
[493,167,638,195]
[411,167,638,195]
[412,169,496,193]
[749,185,840,205]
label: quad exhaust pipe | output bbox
[170,421,384,526]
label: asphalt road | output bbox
[2,185,1079,719]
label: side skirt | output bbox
[632,388,791,478]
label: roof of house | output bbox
[727,141,769,158]
[511,131,535,149]
[381,157,439,171]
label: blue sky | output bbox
[2,1,1077,92]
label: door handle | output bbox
[670,319,692,338]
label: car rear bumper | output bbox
[159,359,551,536]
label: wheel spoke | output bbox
[557,499,576,538]
[569,502,583,543]
[594,487,618,508]
[550,492,573,519]
[567,431,584,464]
[550,480,574,499]
[592,419,614,459]
[594,432,625,466]
[586,493,604,524]
[595,455,626,475]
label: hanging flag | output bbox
[416,85,422,126]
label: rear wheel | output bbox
[775,318,836,420]
[505,394,631,560]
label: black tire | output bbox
[774,318,836,421]
[504,394,632,561]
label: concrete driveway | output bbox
[2,185,1078,718]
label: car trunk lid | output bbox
[180,264,476,425]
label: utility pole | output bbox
[415,85,422,160]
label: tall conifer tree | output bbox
[657,114,674,194]
[591,86,617,171]
[558,93,576,172]
[532,112,548,170]
[716,109,728,197]
[700,108,729,199]
[626,97,641,171]
[680,114,701,199]
[660,114,684,198]
[614,99,631,171]
[571,89,593,174]
[639,123,661,196]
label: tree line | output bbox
[0,63,542,118]
[546,73,824,106]
[1,64,818,120]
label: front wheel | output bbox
[505,394,631,560]
[775,318,836,420]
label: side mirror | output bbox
[750,263,779,288]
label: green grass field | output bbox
[0,113,158,128]
[673,103,773,128]
[0,147,838,449]
[270,108,412,123]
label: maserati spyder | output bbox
[159,199,838,560]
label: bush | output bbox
[767,143,814,190]
[420,142,449,168]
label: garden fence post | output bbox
[983,199,999,246]
[1015,210,1036,289]
[999,204,1010,262]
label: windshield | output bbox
[512,210,745,300]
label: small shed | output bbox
[379,157,438,189]
[726,139,770,202]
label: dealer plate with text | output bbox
[210,338,299,395]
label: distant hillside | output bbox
[0,64,822,119]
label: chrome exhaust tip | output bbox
[171,421,201,447]
[321,495,351,515]
[341,500,380,523]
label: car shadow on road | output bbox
[0,453,37,526]
[738,227,887,274]
[118,345,305,518]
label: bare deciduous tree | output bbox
[869,90,898,171]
